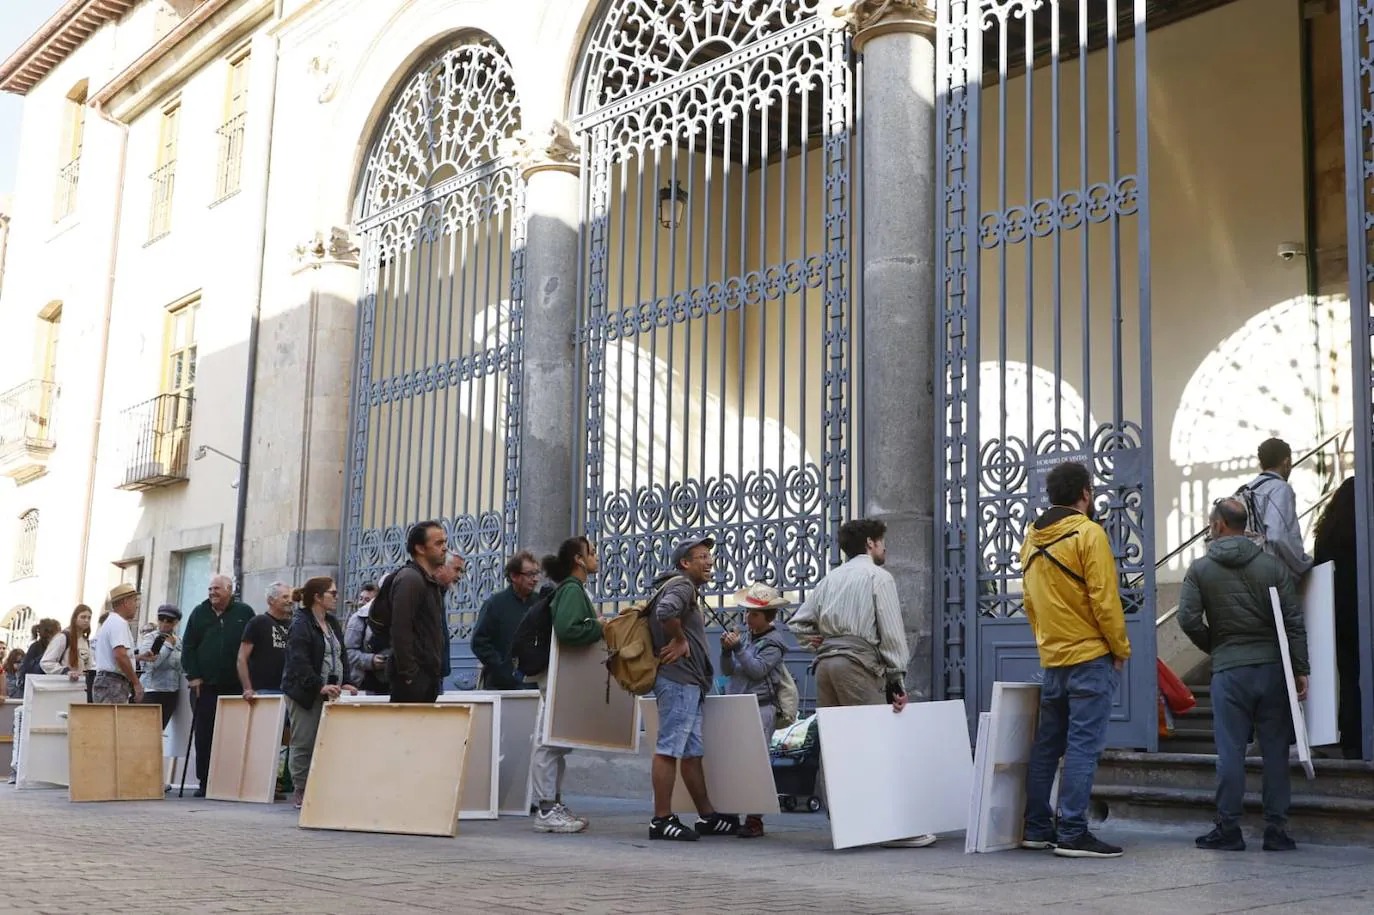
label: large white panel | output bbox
[976,682,1040,852]
[1271,587,1314,779]
[17,675,86,789]
[817,700,972,850]
[641,694,780,817]
[1302,561,1337,746]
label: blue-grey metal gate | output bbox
[936,0,1158,749]
[572,0,854,702]
[1340,0,1374,761]
[343,38,524,678]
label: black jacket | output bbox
[281,608,350,710]
[471,586,537,690]
[389,561,446,684]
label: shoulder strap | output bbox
[1023,530,1087,585]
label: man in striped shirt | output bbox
[791,518,934,847]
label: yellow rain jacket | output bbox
[1019,508,1131,668]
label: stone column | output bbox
[848,1,938,698]
[507,123,582,559]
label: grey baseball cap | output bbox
[669,535,715,570]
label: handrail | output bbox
[1154,426,1351,629]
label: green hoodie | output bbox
[551,578,602,648]
[1177,535,1308,675]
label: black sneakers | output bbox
[1263,826,1297,851]
[649,814,699,841]
[695,812,742,837]
[1195,825,1246,851]
[1053,832,1124,858]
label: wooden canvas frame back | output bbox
[67,704,164,802]
[300,703,472,837]
[207,696,287,804]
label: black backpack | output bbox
[366,573,399,648]
[511,585,560,678]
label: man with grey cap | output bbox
[646,534,739,841]
[92,583,144,704]
[138,605,184,728]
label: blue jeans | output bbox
[1212,663,1291,830]
[654,678,705,759]
[1024,654,1118,842]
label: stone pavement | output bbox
[3,788,1374,914]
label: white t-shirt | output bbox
[94,614,134,674]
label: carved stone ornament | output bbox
[292,227,360,273]
[307,41,341,104]
[499,120,581,179]
[833,0,936,45]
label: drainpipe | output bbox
[75,104,130,604]
[232,31,280,595]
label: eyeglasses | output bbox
[514,569,540,578]
[324,589,338,596]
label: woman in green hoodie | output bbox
[530,536,603,835]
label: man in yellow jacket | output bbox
[1019,461,1131,859]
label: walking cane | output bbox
[178,687,198,798]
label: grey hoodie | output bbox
[1177,535,1308,675]
[720,625,788,706]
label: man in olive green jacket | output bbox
[182,575,255,796]
[1178,497,1308,852]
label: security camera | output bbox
[1277,242,1306,262]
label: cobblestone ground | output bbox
[4,788,1374,914]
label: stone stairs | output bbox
[1159,683,1216,755]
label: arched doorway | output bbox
[572,0,855,616]
[343,37,524,660]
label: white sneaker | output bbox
[880,834,938,848]
[534,803,587,834]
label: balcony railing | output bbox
[0,380,58,483]
[213,112,246,203]
[148,160,177,242]
[117,392,192,491]
[54,158,79,222]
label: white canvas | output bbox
[817,700,973,850]
[1270,587,1315,780]
[17,675,87,789]
[976,682,1041,852]
[1301,562,1338,746]
[445,690,540,816]
[965,712,991,854]
[640,694,780,816]
[541,638,640,753]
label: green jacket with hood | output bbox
[1176,535,1308,675]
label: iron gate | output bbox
[344,38,524,660]
[936,0,1158,748]
[1340,0,1374,761]
[573,0,854,632]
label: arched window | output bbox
[12,509,38,580]
[344,37,524,645]
[55,80,87,221]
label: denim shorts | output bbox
[654,678,705,759]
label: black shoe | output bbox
[192,786,207,798]
[1053,832,1124,858]
[1263,826,1296,851]
[695,812,741,837]
[1195,825,1246,851]
[649,815,699,842]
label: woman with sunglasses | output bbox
[281,576,357,808]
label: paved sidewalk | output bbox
[2,788,1374,914]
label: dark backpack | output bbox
[366,573,399,647]
[1236,478,1273,548]
[511,586,560,678]
[358,614,392,694]
[17,642,47,695]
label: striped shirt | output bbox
[790,555,909,679]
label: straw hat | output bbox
[733,581,788,610]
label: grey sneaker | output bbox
[553,803,589,828]
[291,787,304,810]
[535,804,588,834]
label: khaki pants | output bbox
[529,675,570,806]
[286,697,324,791]
[815,656,885,708]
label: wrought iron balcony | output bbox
[54,158,79,222]
[117,392,192,491]
[213,112,246,203]
[147,160,176,242]
[0,379,58,484]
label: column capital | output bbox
[502,120,581,180]
[291,226,359,274]
[835,0,936,49]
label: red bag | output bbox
[1157,659,1196,715]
